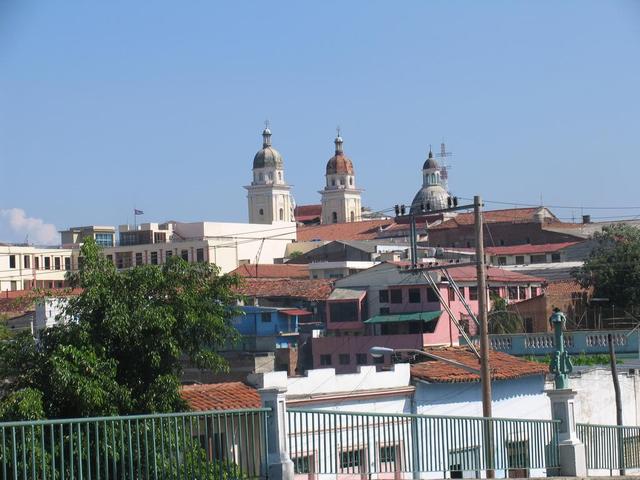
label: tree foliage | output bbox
[488,293,524,334]
[0,239,242,420]
[574,223,640,309]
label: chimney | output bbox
[582,215,591,224]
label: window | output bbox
[448,287,455,302]
[379,290,389,303]
[551,253,561,263]
[350,211,355,222]
[135,252,143,266]
[293,456,311,474]
[181,249,189,261]
[153,232,166,243]
[349,177,353,186]
[518,286,527,300]
[150,252,158,265]
[497,256,507,266]
[196,248,204,262]
[261,312,272,323]
[390,289,402,304]
[329,301,358,322]
[356,353,367,365]
[10,281,17,291]
[54,257,61,270]
[166,251,173,262]
[469,286,478,301]
[279,208,284,221]
[320,354,332,366]
[34,257,40,269]
[508,287,518,300]
[339,354,350,365]
[23,255,30,269]
[380,445,397,464]
[9,255,16,269]
[44,257,51,270]
[106,254,113,263]
[379,307,390,315]
[332,212,338,223]
[64,257,71,271]
[278,171,282,180]
[373,355,384,364]
[530,254,546,264]
[427,287,439,302]
[409,288,421,303]
[524,317,534,333]
[95,233,114,247]
[259,208,264,216]
[515,255,525,264]
[340,449,363,470]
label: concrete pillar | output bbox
[546,388,586,476]
[259,386,294,480]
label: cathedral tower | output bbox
[320,131,362,224]
[245,125,295,224]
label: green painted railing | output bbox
[288,408,560,476]
[578,423,640,472]
[0,408,270,480]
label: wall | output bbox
[556,367,640,427]
[0,245,72,291]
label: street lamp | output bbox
[369,346,481,375]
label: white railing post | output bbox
[258,384,294,480]
[546,389,587,476]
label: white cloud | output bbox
[0,208,58,245]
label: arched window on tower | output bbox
[332,179,336,186]
[349,177,353,186]
[332,212,338,223]
[278,171,282,181]
[279,208,284,221]
[259,173,264,182]
[350,211,355,222]
[259,208,264,216]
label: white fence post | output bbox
[546,389,587,476]
[259,385,295,480]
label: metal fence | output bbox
[0,408,270,480]
[578,423,640,472]
[288,408,560,477]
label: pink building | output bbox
[312,262,544,372]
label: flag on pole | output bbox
[134,209,144,215]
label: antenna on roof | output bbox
[436,139,454,190]
[336,125,341,137]
[264,119,270,130]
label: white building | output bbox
[0,244,73,291]
[245,126,295,225]
[73,220,296,274]
[410,149,453,214]
[320,133,362,224]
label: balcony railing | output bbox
[461,330,640,356]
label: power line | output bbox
[456,196,640,211]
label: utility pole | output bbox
[608,333,625,475]
[474,195,494,478]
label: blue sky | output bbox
[1,1,639,244]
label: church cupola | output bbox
[245,123,295,224]
[410,145,451,214]
[320,129,363,224]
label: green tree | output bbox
[574,223,640,309]
[0,238,242,419]
[488,293,524,334]
[0,313,10,341]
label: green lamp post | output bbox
[549,308,573,389]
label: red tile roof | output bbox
[235,278,333,301]
[485,242,580,255]
[296,219,394,242]
[0,288,81,317]
[294,204,322,223]
[431,207,557,230]
[410,347,548,383]
[230,263,310,279]
[181,382,260,411]
[392,263,545,284]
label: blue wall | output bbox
[231,306,299,347]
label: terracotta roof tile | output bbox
[485,242,580,255]
[391,263,545,284]
[431,208,558,230]
[235,278,333,301]
[230,264,309,279]
[410,347,548,383]
[181,382,260,411]
[296,220,394,242]
[294,204,322,223]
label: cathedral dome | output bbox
[423,150,439,170]
[326,134,355,175]
[410,185,450,214]
[253,127,283,169]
